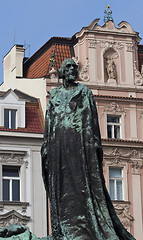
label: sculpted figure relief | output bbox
[0,59,135,240]
[106,56,116,79]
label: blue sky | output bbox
[0,0,143,84]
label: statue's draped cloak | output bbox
[41,83,135,240]
[0,83,135,239]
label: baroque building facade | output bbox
[0,18,143,240]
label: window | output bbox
[2,166,20,201]
[4,109,16,129]
[109,167,123,200]
[107,115,121,139]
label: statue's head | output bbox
[59,58,78,85]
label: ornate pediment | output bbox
[0,210,30,228]
[113,202,134,231]
[76,19,141,43]
[104,148,142,159]
[104,102,125,115]
[87,18,100,30]
[0,150,28,167]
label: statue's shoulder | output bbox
[49,85,62,98]
[77,83,92,96]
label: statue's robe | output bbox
[41,83,135,240]
[0,83,135,239]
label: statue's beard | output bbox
[65,74,76,83]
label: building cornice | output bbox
[0,131,43,138]
[102,138,143,148]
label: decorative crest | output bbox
[104,5,114,23]
[50,49,56,68]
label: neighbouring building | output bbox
[0,89,47,237]
[0,9,143,240]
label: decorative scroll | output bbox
[0,152,28,168]
[104,102,125,115]
[0,210,30,228]
[79,58,89,82]
[113,202,134,230]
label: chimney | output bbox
[3,45,25,83]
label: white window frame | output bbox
[0,150,28,203]
[2,166,21,201]
[107,115,121,139]
[0,91,26,128]
[4,109,17,129]
[104,156,128,201]
[109,167,123,200]
[103,102,126,140]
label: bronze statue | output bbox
[0,58,135,240]
[41,58,135,239]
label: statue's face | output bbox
[64,60,78,82]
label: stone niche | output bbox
[103,48,119,85]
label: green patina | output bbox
[0,59,135,240]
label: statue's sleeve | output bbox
[41,96,52,193]
[41,101,51,160]
[88,90,103,167]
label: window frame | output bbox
[104,156,128,202]
[4,109,17,129]
[2,166,21,202]
[103,102,126,140]
[109,167,123,201]
[0,150,27,203]
[107,115,121,139]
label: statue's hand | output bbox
[0,224,27,237]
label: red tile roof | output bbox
[0,103,44,134]
[24,38,143,80]
[24,37,76,78]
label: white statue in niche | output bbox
[141,64,143,77]
[106,56,116,79]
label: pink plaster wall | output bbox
[120,48,126,83]
[127,163,134,236]
[97,46,102,80]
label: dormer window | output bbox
[4,109,17,129]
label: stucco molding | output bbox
[104,148,142,160]
[88,39,96,49]
[104,148,129,166]
[0,201,29,213]
[72,57,79,67]
[113,202,134,230]
[130,160,143,174]
[72,57,90,82]
[134,62,143,86]
[0,151,28,168]
[104,147,129,200]
[0,210,30,228]
[103,102,126,115]
[126,43,133,52]
[79,58,89,82]
[95,40,124,50]
[76,19,141,42]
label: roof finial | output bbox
[50,49,56,68]
[104,5,114,23]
